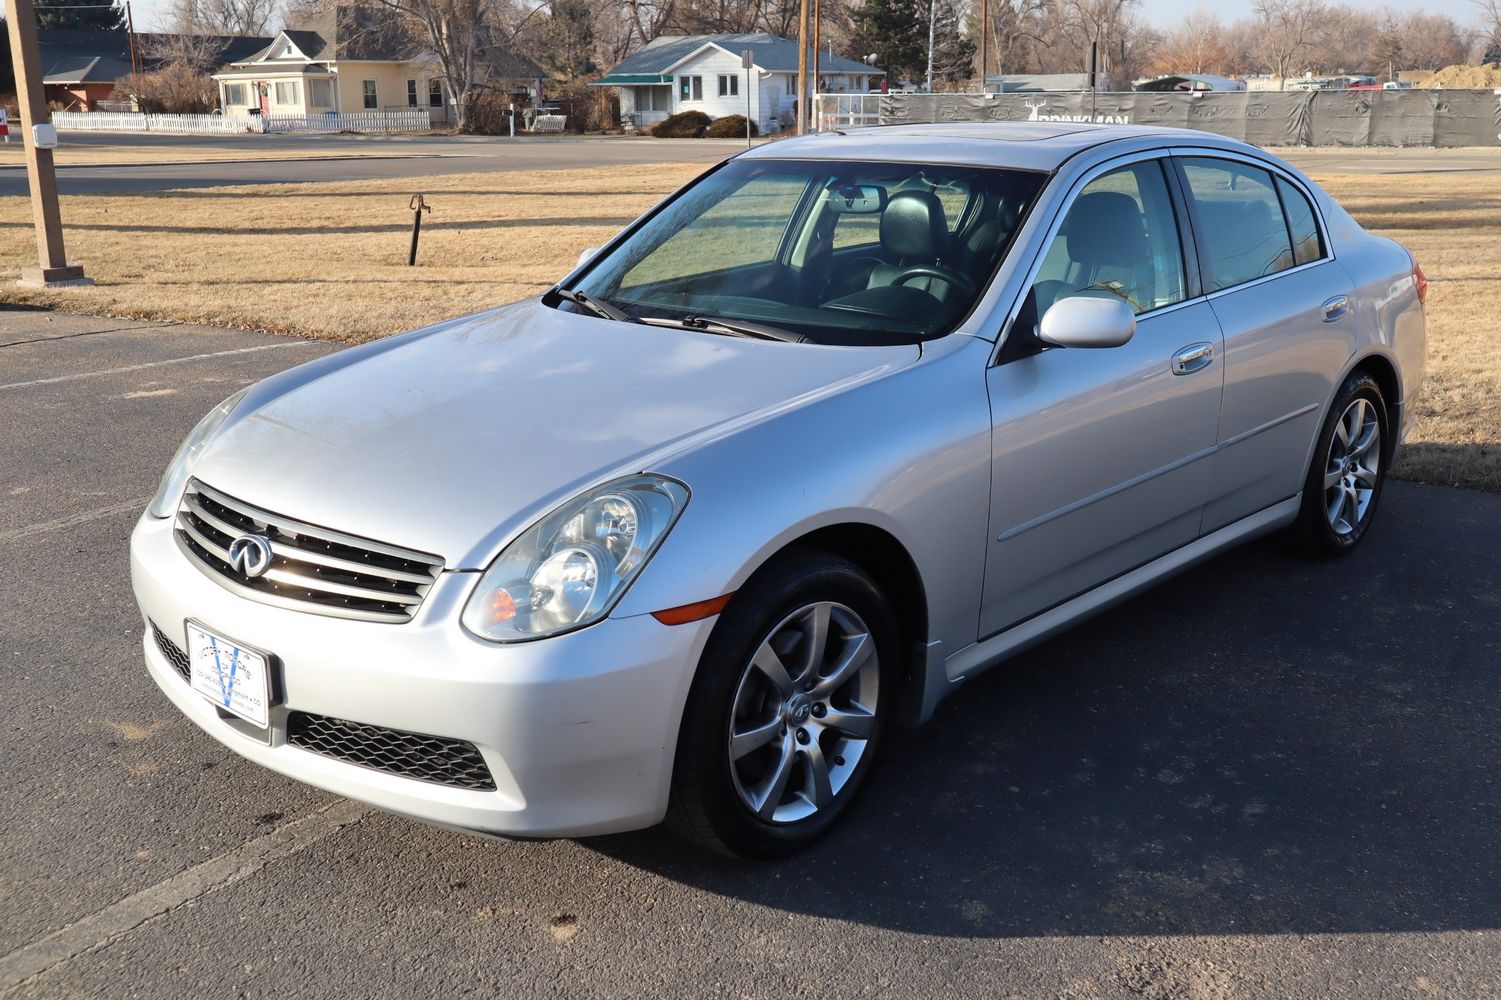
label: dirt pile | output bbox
[1419,63,1501,88]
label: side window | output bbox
[1030,160,1186,318]
[1180,158,1294,290]
[1276,176,1324,266]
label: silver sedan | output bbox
[130,123,1426,858]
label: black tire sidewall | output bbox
[670,550,900,860]
[1299,373,1390,555]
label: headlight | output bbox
[462,475,689,642]
[146,387,250,519]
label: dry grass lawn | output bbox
[0,141,414,166]
[0,160,1494,490]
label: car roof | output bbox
[740,122,1254,172]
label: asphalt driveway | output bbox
[2,308,1498,998]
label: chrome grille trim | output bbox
[174,479,444,624]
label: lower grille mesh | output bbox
[151,622,191,681]
[287,712,496,791]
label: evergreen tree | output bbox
[854,0,927,84]
[35,0,126,31]
[1486,34,1501,65]
[541,0,595,82]
[855,0,976,88]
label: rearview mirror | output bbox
[1038,295,1136,349]
[824,183,887,214]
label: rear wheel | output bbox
[1294,371,1390,556]
[668,550,897,859]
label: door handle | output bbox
[1321,295,1350,322]
[1171,342,1214,376]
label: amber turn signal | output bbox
[651,592,734,626]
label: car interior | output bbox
[562,160,1045,346]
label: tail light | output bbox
[1412,258,1428,306]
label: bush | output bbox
[706,114,757,138]
[651,110,711,137]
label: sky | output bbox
[1140,0,1486,28]
[125,0,1492,35]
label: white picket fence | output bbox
[50,109,432,135]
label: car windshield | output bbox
[556,158,1044,346]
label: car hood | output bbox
[191,301,919,567]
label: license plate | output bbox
[186,622,271,729]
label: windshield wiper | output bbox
[640,315,804,344]
[553,287,634,324]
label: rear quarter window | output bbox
[1276,176,1325,266]
[1181,158,1295,291]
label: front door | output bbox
[981,157,1225,636]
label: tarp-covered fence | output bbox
[820,90,1501,146]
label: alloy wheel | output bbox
[1324,396,1382,536]
[726,602,880,824]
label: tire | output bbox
[667,549,899,860]
[1293,371,1391,556]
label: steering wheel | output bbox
[892,264,976,297]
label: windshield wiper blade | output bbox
[553,288,634,324]
[641,314,803,344]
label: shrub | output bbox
[705,114,757,138]
[651,110,711,137]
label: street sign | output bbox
[741,49,753,70]
[0,107,8,142]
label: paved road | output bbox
[0,134,751,196]
[2,308,1499,998]
[4,133,1499,197]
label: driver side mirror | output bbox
[576,246,600,268]
[1038,295,1136,349]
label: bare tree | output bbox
[1148,4,1228,75]
[163,0,280,35]
[1252,0,1324,80]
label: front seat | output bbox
[865,190,960,302]
[1037,190,1156,316]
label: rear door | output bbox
[1172,155,1356,532]
[980,156,1225,636]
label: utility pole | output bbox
[980,0,989,90]
[795,0,810,134]
[5,0,91,286]
[925,0,937,92]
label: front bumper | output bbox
[130,512,713,838]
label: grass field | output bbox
[0,160,1493,490]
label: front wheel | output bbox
[668,550,898,859]
[1294,371,1390,556]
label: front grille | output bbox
[174,479,444,624]
[151,621,191,680]
[287,712,496,791]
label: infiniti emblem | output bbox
[227,534,274,578]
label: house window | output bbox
[274,81,299,105]
[679,75,702,101]
[787,74,797,96]
[223,82,249,106]
[362,80,378,109]
[308,79,333,107]
[718,74,738,98]
[429,79,443,107]
[406,80,417,107]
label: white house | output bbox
[212,4,543,124]
[592,32,883,132]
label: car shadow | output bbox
[585,482,1501,938]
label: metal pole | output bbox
[1088,40,1098,121]
[795,0,810,134]
[980,0,989,89]
[926,0,937,92]
[4,0,89,286]
[811,0,821,131]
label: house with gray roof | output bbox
[212,4,543,124]
[38,29,272,110]
[592,33,882,132]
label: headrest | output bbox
[1064,191,1148,267]
[881,190,949,260]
